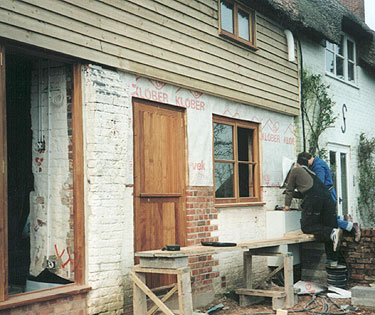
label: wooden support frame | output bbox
[236,250,296,310]
[131,265,193,315]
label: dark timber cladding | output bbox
[0,0,299,115]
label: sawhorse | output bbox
[236,249,297,309]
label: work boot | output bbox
[353,223,361,242]
[331,228,343,252]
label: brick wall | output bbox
[186,186,219,293]
[0,293,87,315]
[338,0,365,20]
[341,228,375,285]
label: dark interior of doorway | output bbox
[6,53,34,294]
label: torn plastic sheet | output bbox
[294,280,327,295]
[327,285,351,299]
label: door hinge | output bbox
[2,160,4,174]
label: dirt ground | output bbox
[199,293,375,315]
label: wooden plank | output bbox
[72,63,85,285]
[133,265,188,275]
[0,284,90,310]
[135,233,315,257]
[236,288,286,297]
[0,42,8,302]
[130,271,175,315]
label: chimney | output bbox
[337,0,365,20]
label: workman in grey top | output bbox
[283,152,343,267]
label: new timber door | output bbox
[133,99,186,288]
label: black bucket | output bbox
[326,264,348,288]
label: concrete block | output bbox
[139,256,188,269]
[351,286,375,307]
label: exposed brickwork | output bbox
[0,293,87,315]
[185,186,218,246]
[341,228,375,285]
[338,0,365,20]
[186,186,219,293]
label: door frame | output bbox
[327,143,351,216]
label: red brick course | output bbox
[186,186,219,293]
[341,228,375,285]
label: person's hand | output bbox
[283,206,290,211]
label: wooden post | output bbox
[177,269,193,315]
[132,271,147,314]
[283,253,294,307]
[243,250,253,289]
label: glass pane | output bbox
[239,163,254,197]
[238,9,250,41]
[326,50,334,73]
[215,162,234,198]
[326,41,335,51]
[329,151,337,191]
[337,36,344,56]
[237,127,253,161]
[336,56,344,79]
[347,39,354,61]
[221,1,234,34]
[348,62,354,81]
[214,122,233,160]
[340,153,348,215]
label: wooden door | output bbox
[133,99,186,288]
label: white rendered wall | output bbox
[301,38,375,222]
[82,65,298,312]
[29,62,73,279]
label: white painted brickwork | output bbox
[302,39,375,222]
[83,65,133,315]
[82,64,298,312]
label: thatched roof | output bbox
[246,0,375,71]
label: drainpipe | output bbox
[284,29,295,62]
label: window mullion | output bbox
[233,3,238,39]
[233,124,239,201]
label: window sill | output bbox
[325,72,359,89]
[219,33,258,51]
[0,284,91,310]
[215,201,265,208]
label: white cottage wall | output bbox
[301,39,375,222]
[82,64,296,313]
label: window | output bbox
[219,0,256,48]
[0,44,85,303]
[213,115,260,204]
[325,35,356,83]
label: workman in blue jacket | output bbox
[299,152,361,242]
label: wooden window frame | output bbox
[0,44,87,306]
[218,0,257,49]
[213,115,261,205]
[325,35,356,83]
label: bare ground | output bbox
[199,293,375,315]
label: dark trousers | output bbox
[300,188,338,262]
